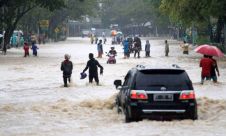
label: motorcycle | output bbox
[106,52,116,64]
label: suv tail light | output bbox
[130,90,148,100]
[179,90,195,100]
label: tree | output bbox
[100,0,170,36]
[0,0,65,54]
[17,0,98,41]
[0,0,10,8]
[160,0,226,46]
[48,0,98,38]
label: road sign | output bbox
[55,27,60,33]
[39,20,49,28]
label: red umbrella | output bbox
[194,44,224,57]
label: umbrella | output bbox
[116,31,123,35]
[111,30,117,36]
[194,44,224,57]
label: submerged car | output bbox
[114,64,198,122]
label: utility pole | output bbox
[155,26,158,37]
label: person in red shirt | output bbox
[200,55,214,84]
[23,42,29,57]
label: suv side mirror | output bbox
[114,80,122,89]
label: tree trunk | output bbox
[3,24,15,49]
[155,26,158,37]
[2,5,37,54]
[3,16,21,53]
[215,16,224,43]
[208,17,213,42]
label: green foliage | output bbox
[215,43,226,53]
[67,0,98,20]
[1,0,97,54]
[159,0,226,48]
[18,0,98,39]
[101,0,170,33]
[18,7,53,32]
[101,0,132,27]
[0,0,67,46]
[160,0,226,26]
[34,0,66,11]
[196,36,211,45]
[196,37,225,53]
[1,0,98,46]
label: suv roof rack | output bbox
[135,64,182,70]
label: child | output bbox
[23,42,29,57]
[31,42,39,56]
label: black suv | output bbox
[114,65,198,122]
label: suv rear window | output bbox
[135,69,193,91]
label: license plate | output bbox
[154,94,174,101]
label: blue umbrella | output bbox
[117,31,123,35]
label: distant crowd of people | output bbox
[58,35,221,87]
[10,32,46,48]
[90,35,153,59]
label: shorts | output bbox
[183,51,189,54]
[201,75,211,84]
[211,75,217,82]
